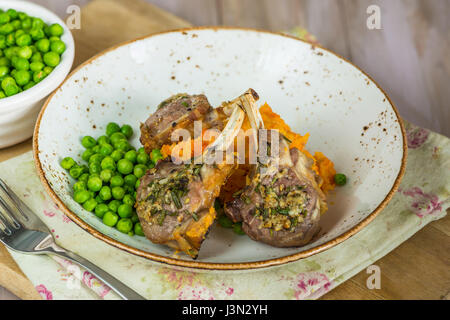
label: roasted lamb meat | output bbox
[140,94,213,152]
[136,91,256,258]
[224,95,327,247]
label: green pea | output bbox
[89,153,104,164]
[91,145,100,153]
[133,164,147,179]
[0,24,14,35]
[134,222,145,236]
[22,80,35,90]
[7,9,18,19]
[120,124,133,138]
[112,186,125,200]
[43,66,53,75]
[81,136,96,148]
[110,149,124,162]
[100,156,115,170]
[43,51,60,67]
[109,131,126,144]
[33,70,46,83]
[117,204,133,218]
[17,46,32,59]
[87,176,102,192]
[78,173,89,184]
[122,193,135,206]
[218,214,233,228]
[108,200,121,213]
[14,70,30,86]
[334,173,347,186]
[123,174,137,188]
[99,186,112,201]
[124,150,137,163]
[50,39,65,55]
[29,61,44,72]
[2,76,16,88]
[89,162,102,174]
[21,18,32,29]
[73,181,86,192]
[30,52,42,62]
[60,156,76,170]
[138,147,146,154]
[11,20,21,31]
[5,33,14,46]
[35,38,50,52]
[131,213,139,223]
[14,29,25,38]
[83,198,97,212]
[100,169,113,183]
[0,66,8,78]
[117,159,133,175]
[18,12,28,21]
[110,175,124,187]
[97,135,110,145]
[135,179,141,189]
[49,36,60,43]
[115,140,130,152]
[81,148,95,162]
[136,152,149,165]
[150,149,163,163]
[29,27,45,41]
[0,91,5,99]
[232,222,245,235]
[99,143,114,156]
[15,34,31,47]
[73,189,90,204]
[95,195,105,204]
[116,218,133,234]
[0,57,9,67]
[13,57,29,70]
[48,23,64,37]
[32,18,45,29]
[0,13,10,25]
[127,231,134,237]
[4,83,19,96]
[106,122,121,136]
[94,203,109,219]
[102,211,118,227]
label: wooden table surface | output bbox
[0,0,448,300]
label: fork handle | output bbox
[50,249,146,300]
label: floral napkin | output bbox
[1,120,448,300]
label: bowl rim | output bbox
[33,26,407,271]
[0,0,75,113]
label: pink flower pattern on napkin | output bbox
[82,271,111,298]
[406,125,430,149]
[35,284,53,300]
[402,187,443,217]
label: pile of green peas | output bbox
[0,8,66,98]
[60,122,164,236]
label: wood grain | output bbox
[1,0,448,300]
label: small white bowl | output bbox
[0,0,74,148]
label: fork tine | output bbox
[0,178,30,222]
[0,209,14,236]
[0,196,21,229]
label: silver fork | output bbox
[0,178,145,300]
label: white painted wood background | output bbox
[28,0,450,136]
[1,0,449,300]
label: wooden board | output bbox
[0,0,190,300]
[0,0,448,300]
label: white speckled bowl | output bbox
[0,0,74,148]
[34,28,406,270]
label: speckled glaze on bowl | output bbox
[33,27,406,270]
